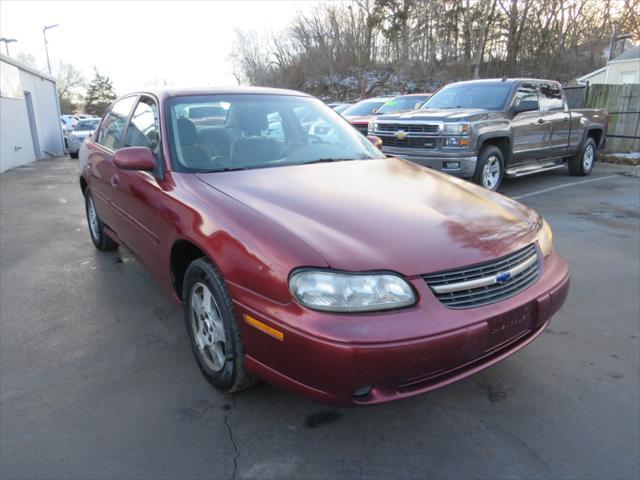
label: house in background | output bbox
[0,54,65,173]
[577,45,640,85]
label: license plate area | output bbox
[486,302,535,350]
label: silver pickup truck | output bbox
[368,78,608,190]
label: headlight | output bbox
[443,123,470,135]
[289,270,416,312]
[444,137,470,148]
[538,219,553,257]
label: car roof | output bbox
[447,78,560,86]
[129,86,312,102]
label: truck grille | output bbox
[422,244,540,309]
[378,135,437,149]
[376,123,440,134]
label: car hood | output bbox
[196,158,540,276]
[378,108,492,122]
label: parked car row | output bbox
[332,79,607,191]
[61,114,101,154]
[77,82,575,405]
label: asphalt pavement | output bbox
[1,158,638,480]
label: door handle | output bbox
[111,174,120,188]
[537,118,546,124]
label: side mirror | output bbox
[367,135,383,149]
[113,146,156,171]
[513,100,539,114]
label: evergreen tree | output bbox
[84,69,116,116]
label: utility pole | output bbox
[0,38,17,56]
[42,24,59,74]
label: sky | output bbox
[0,0,318,94]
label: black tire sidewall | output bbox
[85,191,103,248]
[474,146,504,191]
[183,259,238,391]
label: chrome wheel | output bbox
[583,143,594,171]
[190,282,227,372]
[482,155,501,190]
[87,195,100,241]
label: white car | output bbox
[67,118,100,158]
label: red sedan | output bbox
[78,87,570,405]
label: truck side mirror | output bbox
[513,100,539,114]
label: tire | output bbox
[473,145,504,191]
[569,137,596,176]
[70,151,78,159]
[183,258,258,393]
[84,190,118,251]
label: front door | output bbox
[510,83,549,165]
[108,96,164,277]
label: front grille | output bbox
[422,244,540,309]
[352,124,368,136]
[378,135,437,149]
[376,123,440,133]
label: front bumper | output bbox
[381,146,477,177]
[230,250,570,405]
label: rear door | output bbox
[539,82,571,157]
[86,95,138,233]
[510,82,549,164]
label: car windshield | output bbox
[167,94,384,173]
[423,83,512,110]
[341,99,386,117]
[75,119,100,131]
[377,95,430,114]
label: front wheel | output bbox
[569,137,596,176]
[183,258,258,393]
[473,145,504,191]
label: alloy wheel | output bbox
[190,282,227,372]
[482,155,501,190]
[87,195,100,241]
[583,144,595,171]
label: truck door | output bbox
[539,83,571,157]
[510,82,549,164]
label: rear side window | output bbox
[124,97,160,150]
[539,84,564,111]
[513,83,539,111]
[97,96,137,149]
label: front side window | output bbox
[539,83,564,111]
[512,83,539,111]
[125,97,160,149]
[423,83,512,110]
[166,94,384,173]
[97,96,137,149]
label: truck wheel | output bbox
[85,191,118,251]
[473,145,504,191]
[183,258,258,394]
[569,137,596,176]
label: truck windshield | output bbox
[423,83,512,110]
[166,94,384,173]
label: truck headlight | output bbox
[444,137,470,147]
[289,269,416,312]
[538,219,553,257]
[443,123,470,135]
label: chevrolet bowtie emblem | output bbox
[394,130,408,140]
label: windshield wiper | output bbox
[198,166,248,173]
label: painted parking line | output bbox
[511,175,623,200]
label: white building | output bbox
[0,54,65,173]
[577,45,640,85]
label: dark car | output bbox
[78,87,569,405]
[341,97,390,135]
[376,93,432,115]
[369,79,608,190]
